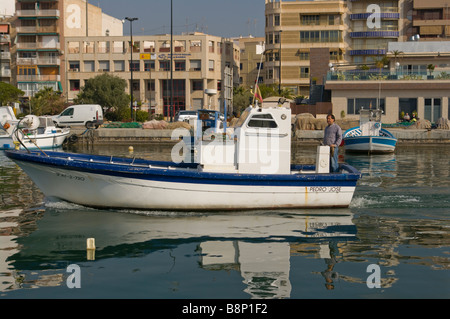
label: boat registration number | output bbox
[308,186,341,193]
[56,172,85,182]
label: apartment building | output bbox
[14,0,122,99]
[264,0,348,96]
[65,33,240,116]
[0,22,12,84]
[235,36,265,88]
[348,0,411,64]
[412,0,450,40]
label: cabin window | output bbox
[247,114,278,128]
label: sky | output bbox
[94,0,265,38]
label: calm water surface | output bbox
[0,143,448,299]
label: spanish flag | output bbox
[254,84,263,103]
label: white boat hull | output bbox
[16,161,356,210]
[1,130,70,150]
[7,151,361,211]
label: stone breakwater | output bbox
[68,127,450,145]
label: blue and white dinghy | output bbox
[343,108,397,154]
[5,104,361,211]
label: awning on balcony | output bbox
[0,25,8,33]
[421,26,443,35]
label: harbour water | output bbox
[0,143,448,300]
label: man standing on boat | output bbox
[323,114,342,172]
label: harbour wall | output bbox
[69,127,450,145]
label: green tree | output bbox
[0,82,24,106]
[74,73,130,120]
[30,87,66,115]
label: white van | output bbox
[53,104,104,128]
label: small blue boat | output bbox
[343,108,397,154]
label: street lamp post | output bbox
[125,17,138,121]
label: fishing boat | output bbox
[5,103,361,211]
[343,108,397,154]
[1,107,70,150]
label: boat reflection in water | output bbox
[3,206,357,298]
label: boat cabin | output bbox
[359,108,383,137]
[193,104,292,175]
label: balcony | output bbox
[326,70,450,82]
[16,42,38,50]
[0,34,11,43]
[16,9,60,17]
[37,57,60,65]
[17,74,61,82]
[0,52,11,59]
[17,57,37,65]
[0,69,11,77]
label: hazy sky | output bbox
[94,0,265,38]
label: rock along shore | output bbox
[68,127,450,145]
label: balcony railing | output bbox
[0,52,11,59]
[17,74,61,82]
[0,34,11,43]
[0,69,11,77]
[16,9,60,17]
[17,57,37,65]
[17,25,60,34]
[326,70,450,81]
[37,57,60,65]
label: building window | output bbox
[144,60,155,71]
[175,60,186,71]
[114,60,125,72]
[147,80,155,91]
[328,15,335,26]
[69,80,80,91]
[300,67,309,78]
[301,15,320,26]
[274,14,280,26]
[209,60,214,71]
[84,61,95,72]
[190,59,201,71]
[192,80,203,91]
[160,60,170,71]
[424,98,441,123]
[300,30,342,43]
[130,61,139,72]
[69,61,80,71]
[298,51,309,60]
[98,60,110,72]
[399,98,417,120]
[347,98,385,115]
[132,80,139,91]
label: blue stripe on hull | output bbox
[5,150,361,188]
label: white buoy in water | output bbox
[87,238,95,249]
[87,237,96,260]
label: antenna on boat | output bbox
[252,41,265,108]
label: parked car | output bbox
[53,104,104,129]
[175,110,197,122]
